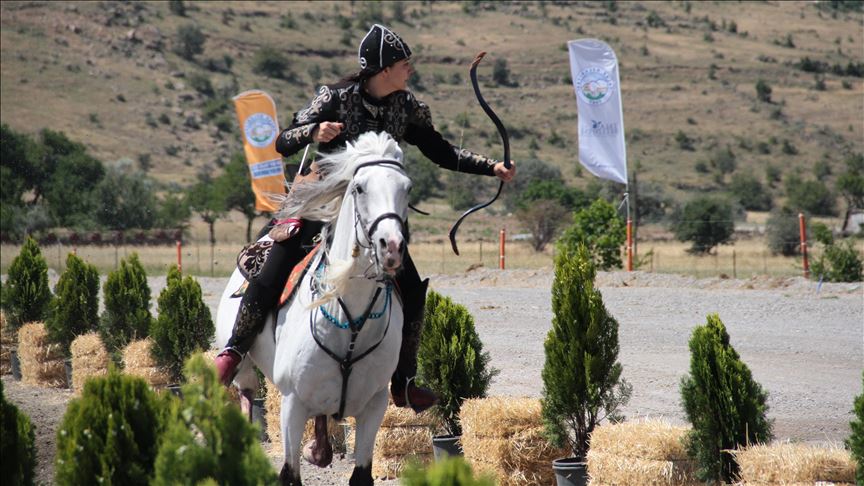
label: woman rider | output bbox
[216,24,516,413]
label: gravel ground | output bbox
[3,269,862,485]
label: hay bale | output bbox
[370,404,438,480]
[731,442,856,485]
[0,311,14,375]
[122,338,170,387]
[461,396,543,438]
[587,418,698,485]
[588,451,699,486]
[18,322,66,387]
[460,397,568,486]
[265,379,346,455]
[590,418,690,461]
[70,332,110,392]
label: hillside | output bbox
[1,1,862,231]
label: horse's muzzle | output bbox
[381,235,405,275]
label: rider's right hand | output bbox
[313,121,344,143]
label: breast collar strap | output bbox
[310,285,393,420]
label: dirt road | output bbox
[4,269,861,484]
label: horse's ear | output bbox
[393,143,404,162]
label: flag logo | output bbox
[576,67,614,105]
[244,113,278,148]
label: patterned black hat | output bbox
[358,24,412,72]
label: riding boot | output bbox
[216,221,318,386]
[390,258,438,413]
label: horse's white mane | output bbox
[274,131,404,222]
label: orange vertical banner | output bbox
[233,90,286,212]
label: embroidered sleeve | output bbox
[404,99,498,176]
[276,86,338,157]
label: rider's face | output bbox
[385,59,413,91]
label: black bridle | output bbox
[350,160,409,272]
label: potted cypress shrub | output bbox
[417,290,497,459]
[541,244,631,486]
[150,266,214,385]
[0,381,37,485]
[55,367,169,485]
[680,313,772,483]
[1,237,52,380]
[99,253,153,363]
[46,252,100,388]
[151,353,276,485]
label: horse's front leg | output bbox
[279,393,309,486]
[350,388,389,486]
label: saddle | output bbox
[232,241,323,308]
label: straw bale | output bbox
[374,425,432,457]
[70,333,110,392]
[0,311,14,375]
[461,397,542,439]
[731,442,856,484]
[380,404,440,428]
[462,426,566,486]
[265,379,347,455]
[18,322,67,387]
[372,452,433,479]
[590,417,691,461]
[122,338,171,387]
[588,450,699,485]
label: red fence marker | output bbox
[799,213,809,279]
[499,228,506,270]
[626,219,633,272]
[177,240,183,274]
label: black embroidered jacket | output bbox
[275,83,498,176]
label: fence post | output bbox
[626,219,633,271]
[177,240,182,274]
[799,212,809,279]
[499,228,506,270]
[732,249,737,279]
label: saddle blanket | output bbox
[232,241,323,309]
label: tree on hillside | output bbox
[837,153,864,224]
[729,172,772,211]
[175,24,205,61]
[156,191,192,232]
[784,173,836,216]
[503,159,564,211]
[252,46,291,80]
[189,170,226,249]
[710,146,737,182]
[558,198,626,270]
[673,197,735,254]
[0,124,40,207]
[43,148,105,228]
[34,129,87,205]
[216,153,259,243]
[95,167,158,230]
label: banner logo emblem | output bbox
[576,67,614,105]
[244,113,278,148]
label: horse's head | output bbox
[350,155,412,276]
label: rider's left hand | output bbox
[494,160,516,182]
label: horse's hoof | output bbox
[302,440,333,467]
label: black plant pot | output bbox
[10,348,21,380]
[252,397,267,442]
[64,359,73,389]
[431,434,462,460]
[552,457,588,486]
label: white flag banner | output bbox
[568,39,628,184]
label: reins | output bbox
[308,159,406,420]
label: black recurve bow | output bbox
[448,51,511,255]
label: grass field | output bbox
[4,235,853,280]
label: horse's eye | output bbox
[355,186,364,195]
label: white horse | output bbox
[216,132,412,486]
